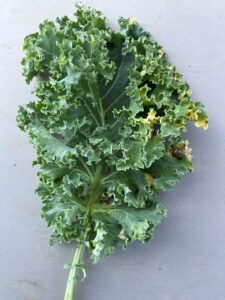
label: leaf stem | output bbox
[81,97,100,126]
[64,243,86,300]
[111,118,120,128]
[102,171,118,183]
[78,157,94,180]
[64,163,103,300]
[87,82,105,126]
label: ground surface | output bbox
[0,1,225,299]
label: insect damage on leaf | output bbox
[16,3,208,299]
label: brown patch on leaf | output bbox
[102,192,114,205]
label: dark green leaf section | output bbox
[148,154,192,191]
[17,4,208,261]
[91,202,166,261]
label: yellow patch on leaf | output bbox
[186,110,198,121]
[144,173,154,186]
[195,118,208,130]
[144,109,158,124]
[129,16,137,25]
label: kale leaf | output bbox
[16,4,208,299]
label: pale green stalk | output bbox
[64,243,86,300]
